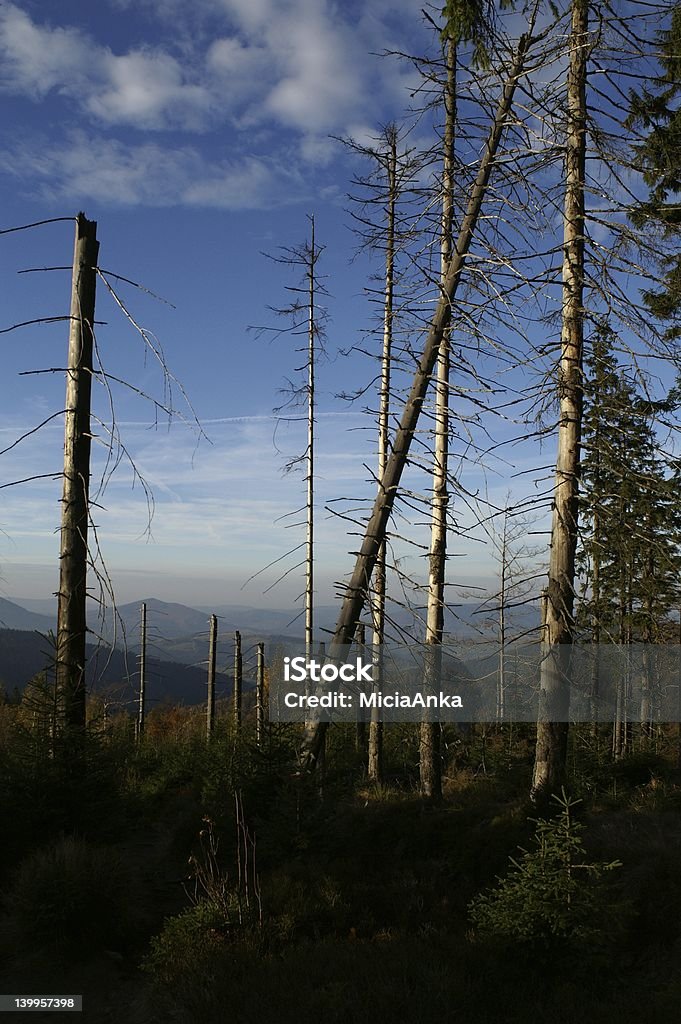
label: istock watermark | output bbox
[268,642,681,723]
[284,656,374,684]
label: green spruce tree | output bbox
[579,326,681,642]
[628,3,681,338]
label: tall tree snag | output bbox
[306,217,316,662]
[369,126,398,785]
[137,600,147,741]
[531,0,588,802]
[256,642,265,747]
[233,630,243,729]
[421,23,457,801]
[206,613,217,741]
[300,20,537,770]
[56,212,99,735]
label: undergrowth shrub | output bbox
[0,728,129,872]
[5,836,136,954]
[143,899,229,985]
[144,810,263,974]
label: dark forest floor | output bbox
[1,717,681,1022]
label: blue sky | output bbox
[0,0,675,619]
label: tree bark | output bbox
[420,33,457,800]
[137,601,147,741]
[531,0,588,802]
[233,630,242,729]
[306,218,316,661]
[498,510,508,723]
[56,213,99,736]
[206,614,217,740]
[369,127,397,785]
[256,642,265,747]
[301,23,537,770]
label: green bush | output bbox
[5,836,136,954]
[143,899,229,985]
[468,790,621,945]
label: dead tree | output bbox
[1,214,204,740]
[301,16,539,770]
[137,600,147,741]
[368,126,398,784]
[336,123,423,781]
[531,0,588,803]
[233,629,242,729]
[206,614,217,741]
[305,218,317,661]
[256,642,265,747]
[56,213,99,736]
[250,219,326,652]
[473,497,544,724]
[420,16,458,801]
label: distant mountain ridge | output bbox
[0,594,540,706]
[0,628,230,706]
[0,597,54,634]
[5,595,540,646]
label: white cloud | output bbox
[0,3,214,130]
[206,36,268,87]
[213,0,386,138]
[88,50,213,130]
[0,2,86,97]
[0,132,304,209]
[0,1,422,147]
[0,0,439,210]
[218,0,273,34]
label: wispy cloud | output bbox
[0,132,306,208]
[0,403,385,604]
[0,0,428,209]
[0,397,547,607]
[0,0,407,134]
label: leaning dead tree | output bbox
[335,121,424,780]
[56,213,99,735]
[301,11,540,770]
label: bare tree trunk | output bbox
[355,622,367,754]
[206,614,217,741]
[301,23,537,770]
[639,515,654,744]
[137,601,147,742]
[256,642,265,747]
[306,218,316,662]
[305,219,325,769]
[590,418,601,740]
[420,32,457,800]
[531,0,588,802]
[498,511,508,723]
[369,127,397,786]
[612,570,628,759]
[56,213,99,737]
[233,630,242,729]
